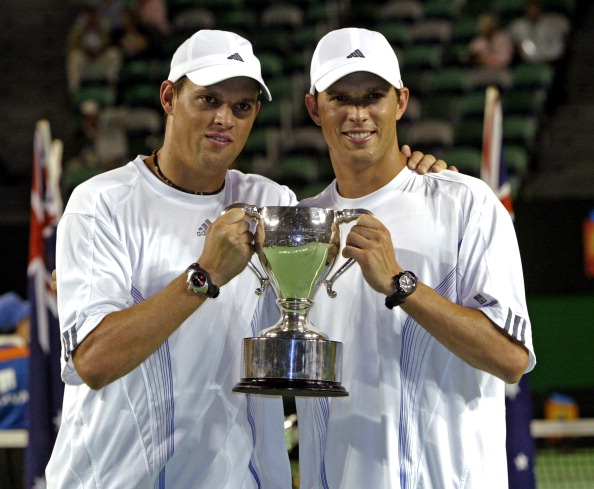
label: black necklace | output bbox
[151,149,225,196]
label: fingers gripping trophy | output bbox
[227,204,370,397]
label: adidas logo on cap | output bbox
[346,49,365,58]
[227,53,244,62]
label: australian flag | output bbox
[481,86,536,489]
[25,120,64,489]
[481,85,514,219]
[505,376,537,488]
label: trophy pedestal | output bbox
[233,337,349,397]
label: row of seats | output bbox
[68,0,575,200]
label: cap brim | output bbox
[311,62,403,94]
[186,66,272,101]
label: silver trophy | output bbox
[227,204,370,397]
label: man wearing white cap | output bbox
[45,28,448,488]
[296,28,535,489]
[45,29,297,489]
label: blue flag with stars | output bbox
[505,375,536,488]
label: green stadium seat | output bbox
[504,145,530,177]
[424,0,462,21]
[293,24,320,49]
[73,85,116,108]
[242,127,269,156]
[422,94,462,122]
[378,0,424,24]
[409,19,453,46]
[503,116,539,148]
[261,3,304,28]
[512,63,554,90]
[218,9,257,32]
[277,155,319,187]
[266,75,296,102]
[402,45,443,72]
[375,22,412,48]
[503,89,547,117]
[452,16,480,44]
[63,166,104,199]
[461,0,494,17]
[257,52,285,77]
[120,59,153,86]
[457,91,487,121]
[256,100,288,126]
[401,119,455,154]
[171,7,216,32]
[442,146,482,177]
[455,120,484,148]
[121,83,161,108]
[428,67,473,95]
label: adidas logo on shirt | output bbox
[347,49,365,58]
[227,53,244,62]
[196,219,212,237]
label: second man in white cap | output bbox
[296,27,535,489]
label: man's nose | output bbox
[347,104,369,122]
[213,104,233,127]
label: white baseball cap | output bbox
[310,28,404,94]
[168,30,272,101]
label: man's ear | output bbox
[160,81,175,115]
[396,87,410,122]
[305,93,321,126]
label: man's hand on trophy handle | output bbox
[198,209,255,287]
[342,214,400,296]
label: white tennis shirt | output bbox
[46,157,296,488]
[297,167,535,489]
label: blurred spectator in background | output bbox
[0,292,30,345]
[68,99,127,169]
[507,0,570,65]
[92,0,125,34]
[461,13,514,68]
[66,5,123,95]
[0,291,30,489]
[63,100,128,200]
[113,7,154,60]
[130,0,171,38]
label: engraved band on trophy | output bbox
[226,204,371,397]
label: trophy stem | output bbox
[260,299,328,340]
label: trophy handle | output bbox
[248,261,270,295]
[323,209,373,298]
[222,203,270,295]
[223,202,260,218]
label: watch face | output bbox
[191,271,207,288]
[398,274,416,293]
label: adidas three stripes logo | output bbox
[347,49,365,58]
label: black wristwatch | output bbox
[385,271,417,309]
[186,263,220,298]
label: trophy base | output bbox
[233,378,348,397]
[234,337,348,397]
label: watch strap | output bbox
[385,294,407,310]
